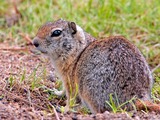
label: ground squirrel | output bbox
[33,19,159,113]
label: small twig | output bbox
[26,88,32,107]
[48,102,60,120]
[0,47,29,52]
[13,2,22,18]
[152,64,160,73]
[19,33,33,44]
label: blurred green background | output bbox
[0,0,160,96]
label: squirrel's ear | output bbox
[68,22,77,34]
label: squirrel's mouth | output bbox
[39,49,48,54]
[36,47,48,54]
[40,51,47,54]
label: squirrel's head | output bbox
[33,19,86,61]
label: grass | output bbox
[106,93,136,113]
[0,0,160,113]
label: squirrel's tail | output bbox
[135,100,160,112]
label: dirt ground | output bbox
[0,45,160,120]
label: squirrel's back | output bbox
[75,36,153,113]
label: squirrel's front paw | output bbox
[53,88,65,96]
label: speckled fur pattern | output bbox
[75,36,153,113]
[33,19,153,114]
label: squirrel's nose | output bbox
[33,39,39,47]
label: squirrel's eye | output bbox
[51,30,62,37]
